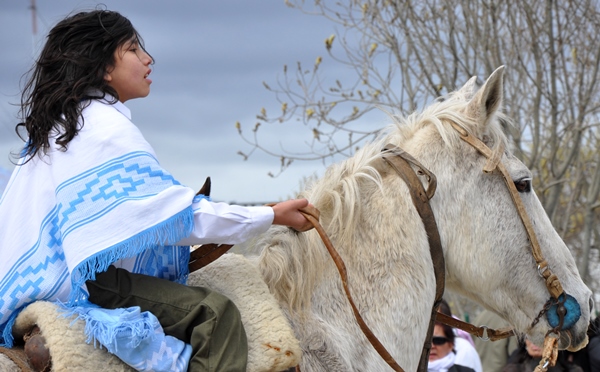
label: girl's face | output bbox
[105,39,153,102]
[429,324,454,361]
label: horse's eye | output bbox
[514,178,531,193]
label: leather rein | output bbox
[446,123,569,371]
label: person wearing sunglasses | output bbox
[428,322,476,372]
[437,299,483,372]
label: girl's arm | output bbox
[174,198,312,246]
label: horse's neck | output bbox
[294,174,439,369]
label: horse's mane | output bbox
[307,88,510,242]
[258,87,510,313]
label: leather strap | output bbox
[535,336,559,372]
[298,205,405,371]
[435,312,514,341]
[381,145,446,372]
[189,243,233,272]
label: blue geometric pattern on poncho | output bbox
[0,210,69,326]
[0,151,186,340]
[132,245,188,283]
[56,152,180,237]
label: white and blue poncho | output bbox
[0,98,273,371]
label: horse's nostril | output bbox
[590,297,594,314]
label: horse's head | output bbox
[406,67,592,351]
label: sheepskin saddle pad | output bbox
[0,253,301,372]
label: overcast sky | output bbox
[0,1,380,203]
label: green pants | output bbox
[86,265,247,372]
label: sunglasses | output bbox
[432,336,449,346]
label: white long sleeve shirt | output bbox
[176,197,274,246]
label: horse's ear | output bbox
[466,66,505,127]
[457,76,479,100]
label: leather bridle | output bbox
[346,120,577,371]
[382,122,579,371]
[448,122,566,301]
[443,122,579,371]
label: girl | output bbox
[0,9,311,372]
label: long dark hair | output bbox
[16,9,151,162]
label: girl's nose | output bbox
[139,50,152,65]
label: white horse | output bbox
[255,67,593,371]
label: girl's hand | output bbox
[271,199,315,232]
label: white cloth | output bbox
[453,315,476,347]
[454,337,483,372]
[428,351,456,372]
[0,98,274,370]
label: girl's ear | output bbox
[104,70,112,82]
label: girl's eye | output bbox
[128,42,140,53]
[514,178,532,193]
